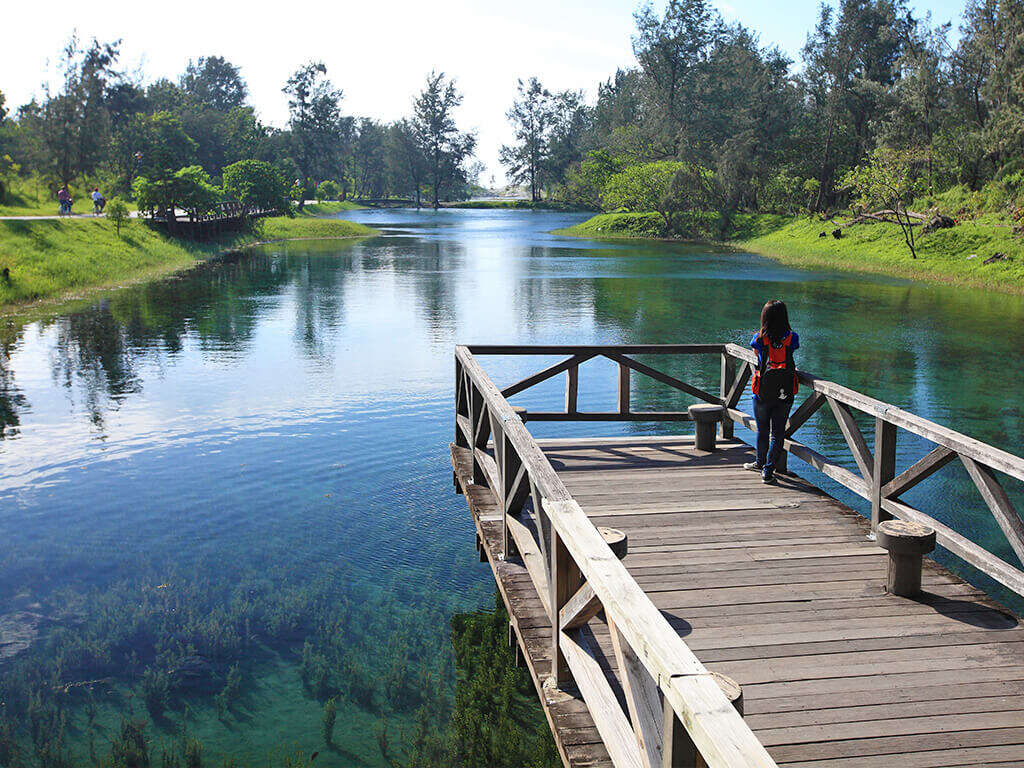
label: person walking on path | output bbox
[57,185,73,216]
[743,300,800,484]
[91,187,106,215]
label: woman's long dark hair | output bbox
[759,300,791,343]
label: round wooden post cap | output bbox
[687,404,726,422]
[877,520,937,554]
[710,672,744,714]
[598,526,628,559]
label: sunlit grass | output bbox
[0,216,375,307]
[558,211,1024,293]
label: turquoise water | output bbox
[0,208,1022,765]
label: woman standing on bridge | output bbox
[744,300,799,484]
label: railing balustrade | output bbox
[454,343,1024,768]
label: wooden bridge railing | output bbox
[454,343,1024,768]
[456,345,778,768]
[722,343,1024,597]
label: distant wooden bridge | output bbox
[450,344,1024,768]
[147,201,277,238]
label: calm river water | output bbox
[1,208,1022,765]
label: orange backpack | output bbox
[751,332,798,404]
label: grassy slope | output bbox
[0,176,138,217]
[0,215,375,307]
[556,212,1024,293]
[298,200,366,215]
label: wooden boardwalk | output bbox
[451,345,1024,768]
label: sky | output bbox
[2,0,969,186]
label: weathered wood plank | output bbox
[560,629,644,768]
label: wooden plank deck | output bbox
[452,434,1024,768]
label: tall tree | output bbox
[387,119,427,206]
[40,36,120,184]
[500,78,554,201]
[801,0,910,208]
[412,71,476,208]
[181,56,248,111]
[632,0,721,156]
[544,90,590,197]
[284,62,346,189]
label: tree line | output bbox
[498,0,1024,238]
[0,37,481,214]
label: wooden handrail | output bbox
[725,344,1024,482]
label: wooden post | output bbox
[454,359,467,493]
[565,365,579,415]
[500,430,524,559]
[662,674,743,768]
[469,385,489,486]
[508,622,524,668]
[550,529,579,687]
[688,405,725,452]
[618,363,630,415]
[598,526,628,559]
[872,418,897,532]
[720,354,736,440]
[877,520,936,597]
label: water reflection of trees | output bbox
[0,338,28,438]
[0,243,373,435]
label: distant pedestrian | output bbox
[57,185,73,216]
[91,187,106,215]
[743,300,800,484]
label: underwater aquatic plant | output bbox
[321,698,337,746]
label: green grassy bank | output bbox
[0,214,375,308]
[299,200,366,215]
[556,212,1024,293]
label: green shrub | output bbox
[316,180,341,202]
[106,197,130,236]
[140,667,170,716]
[133,166,221,217]
[223,160,290,214]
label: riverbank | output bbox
[444,199,594,211]
[0,214,376,309]
[555,212,1024,293]
[298,200,366,215]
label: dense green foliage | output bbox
[516,0,1024,270]
[133,165,221,217]
[223,160,291,213]
[0,48,481,213]
[315,179,342,202]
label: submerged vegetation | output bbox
[0,545,463,767]
[380,595,559,768]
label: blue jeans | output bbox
[754,397,792,472]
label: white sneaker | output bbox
[743,462,762,471]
